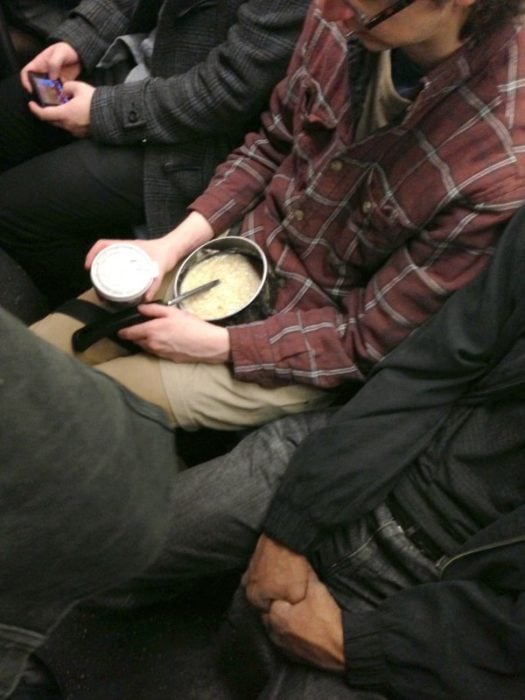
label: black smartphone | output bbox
[28,71,69,107]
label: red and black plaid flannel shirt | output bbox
[192,4,525,389]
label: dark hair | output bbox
[461,0,524,39]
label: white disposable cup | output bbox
[90,243,158,305]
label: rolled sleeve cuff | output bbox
[229,309,347,388]
[189,200,245,236]
[342,610,389,688]
[228,322,279,385]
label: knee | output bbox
[241,410,332,484]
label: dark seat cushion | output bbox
[0,248,49,323]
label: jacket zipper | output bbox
[440,534,525,576]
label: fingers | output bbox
[21,46,63,88]
[61,80,82,98]
[244,576,306,611]
[118,314,156,339]
[143,277,163,301]
[261,599,291,637]
[267,598,292,624]
[240,567,272,610]
[242,536,312,611]
[243,582,273,612]
[85,240,121,269]
[20,67,34,93]
[46,55,64,82]
[21,58,47,92]
[27,101,62,123]
[137,303,170,318]
[118,305,170,342]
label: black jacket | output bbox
[263,207,525,699]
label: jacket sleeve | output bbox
[86,0,310,147]
[262,206,525,553]
[341,578,525,700]
[51,0,140,71]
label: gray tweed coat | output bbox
[53,0,310,235]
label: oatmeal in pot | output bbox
[179,252,261,320]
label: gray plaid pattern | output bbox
[53,0,311,233]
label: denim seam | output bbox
[0,624,44,648]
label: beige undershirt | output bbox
[354,50,411,142]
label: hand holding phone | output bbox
[28,72,70,107]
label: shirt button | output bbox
[294,209,305,221]
[141,138,148,144]
[362,200,373,214]
[128,110,138,123]
[330,159,343,171]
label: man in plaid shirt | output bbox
[38,0,525,430]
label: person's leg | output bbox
[96,409,335,609]
[0,248,48,324]
[0,138,145,307]
[33,299,332,429]
[0,307,180,698]
[260,664,387,700]
[158,360,333,430]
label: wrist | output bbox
[211,326,231,363]
[164,211,214,267]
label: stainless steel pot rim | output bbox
[173,236,269,322]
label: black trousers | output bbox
[0,74,145,306]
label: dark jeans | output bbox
[0,74,145,306]
[1,307,438,699]
[0,308,180,698]
[101,413,440,699]
[215,504,439,700]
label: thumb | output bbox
[143,276,163,302]
[85,240,116,269]
[307,569,321,585]
[47,57,63,82]
[61,80,80,98]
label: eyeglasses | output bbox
[349,0,418,31]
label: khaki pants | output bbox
[31,288,331,430]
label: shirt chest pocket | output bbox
[292,73,342,162]
[346,166,416,261]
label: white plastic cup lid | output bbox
[90,243,158,304]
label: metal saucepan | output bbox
[173,236,275,325]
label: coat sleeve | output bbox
[51,0,141,71]
[262,206,525,553]
[85,0,310,147]
[341,576,525,700]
